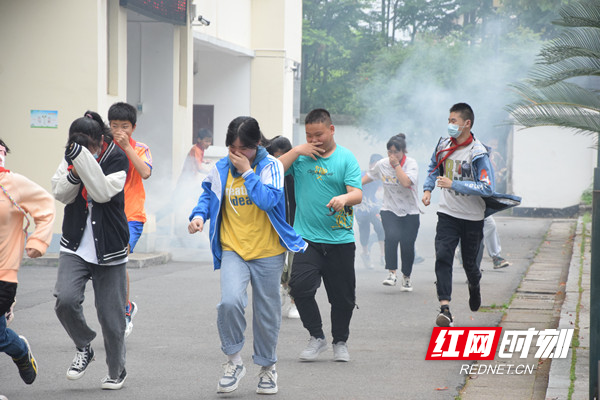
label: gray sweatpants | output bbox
[54,252,127,379]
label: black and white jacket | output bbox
[51,141,129,264]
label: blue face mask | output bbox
[93,152,100,160]
[447,123,463,138]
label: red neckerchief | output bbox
[80,141,109,206]
[0,167,10,173]
[399,154,406,167]
[430,134,474,175]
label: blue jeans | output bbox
[0,281,26,359]
[0,315,27,359]
[218,251,285,366]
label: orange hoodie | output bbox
[0,170,55,283]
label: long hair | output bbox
[225,116,263,149]
[67,111,111,149]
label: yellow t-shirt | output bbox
[220,169,285,260]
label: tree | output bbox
[354,28,542,149]
[497,0,571,39]
[376,0,458,45]
[505,0,600,134]
[301,0,378,115]
[504,2,600,397]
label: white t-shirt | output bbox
[367,156,421,217]
[438,144,486,221]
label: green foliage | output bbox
[301,0,378,116]
[505,0,600,137]
[300,0,566,129]
[353,29,541,148]
[496,0,571,38]
[581,186,592,205]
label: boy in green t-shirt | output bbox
[278,108,362,363]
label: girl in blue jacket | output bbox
[188,116,306,395]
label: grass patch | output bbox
[582,212,591,225]
[581,186,592,206]
[567,219,588,399]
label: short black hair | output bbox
[198,128,212,140]
[0,138,10,153]
[266,135,292,156]
[108,102,137,126]
[305,108,332,126]
[450,103,474,128]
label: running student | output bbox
[109,102,152,338]
[355,153,384,270]
[0,138,55,387]
[278,108,362,362]
[52,111,129,390]
[422,102,520,327]
[362,134,421,291]
[188,117,306,395]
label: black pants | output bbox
[288,240,356,344]
[0,281,17,316]
[435,212,483,301]
[380,211,420,276]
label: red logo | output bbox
[426,327,502,360]
[479,169,491,185]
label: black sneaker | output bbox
[468,284,481,312]
[436,305,454,327]
[12,336,37,384]
[66,344,95,380]
[101,368,127,390]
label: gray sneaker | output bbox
[217,361,246,393]
[299,336,328,361]
[382,272,397,286]
[256,365,278,394]
[332,341,350,362]
[400,275,413,292]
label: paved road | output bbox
[0,211,552,399]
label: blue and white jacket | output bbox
[423,135,521,217]
[189,146,307,270]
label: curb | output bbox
[21,251,172,269]
[546,216,590,399]
[461,218,576,400]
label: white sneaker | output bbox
[287,304,300,319]
[382,272,397,286]
[256,365,278,394]
[217,361,246,393]
[332,341,350,362]
[400,275,413,292]
[299,337,328,361]
[124,301,138,338]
